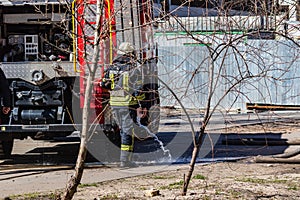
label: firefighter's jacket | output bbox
[103,55,146,107]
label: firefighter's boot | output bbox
[120,150,137,168]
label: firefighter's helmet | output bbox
[117,42,135,55]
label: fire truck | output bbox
[0,0,160,158]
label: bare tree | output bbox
[28,0,300,198]
[62,0,104,199]
[63,0,159,198]
[152,0,300,195]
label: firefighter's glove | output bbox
[137,107,147,119]
[2,107,10,115]
[101,78,111,89]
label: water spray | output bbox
[137,116,172,161]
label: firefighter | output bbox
[103,42,148,167]
[0,67,11,122]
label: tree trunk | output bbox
[182,60,214,196]
[62,0,103,199]
[62,140,88,199]
[62,73,94,200]
[182,128,205,195]
[182,146,200,196]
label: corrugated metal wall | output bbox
[155,16,281,32]
[156,34,300,111]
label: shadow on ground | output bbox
[0,131,289,166]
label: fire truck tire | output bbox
[148,104,160,134]
[0,139,14,159]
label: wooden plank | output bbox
[246,103,300,111]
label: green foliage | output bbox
[193,174,206,180]
[236,177,287,184]
[100,194,119,199]
[160,180,184,190]
[202,195,211,200]
[149,174,176,179]
[9,192,59,200]
[139,186,147,190]
[228,189,242,198]
[78,183,98,188]
[287,184,298,191]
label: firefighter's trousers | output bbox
[111,106,135,162]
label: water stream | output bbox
[137,117,172,161]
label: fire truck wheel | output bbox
[0,139,14,159]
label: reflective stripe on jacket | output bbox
[110,93,145,106]
[109,64,145,107]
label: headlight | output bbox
[31,70,44,82]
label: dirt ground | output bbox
[5,114,300,200]
[6,159,299,200]
[70,161,299,200]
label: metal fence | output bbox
[155,15,283,32]
[156,36,300,111]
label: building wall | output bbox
[156,33,300,111]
